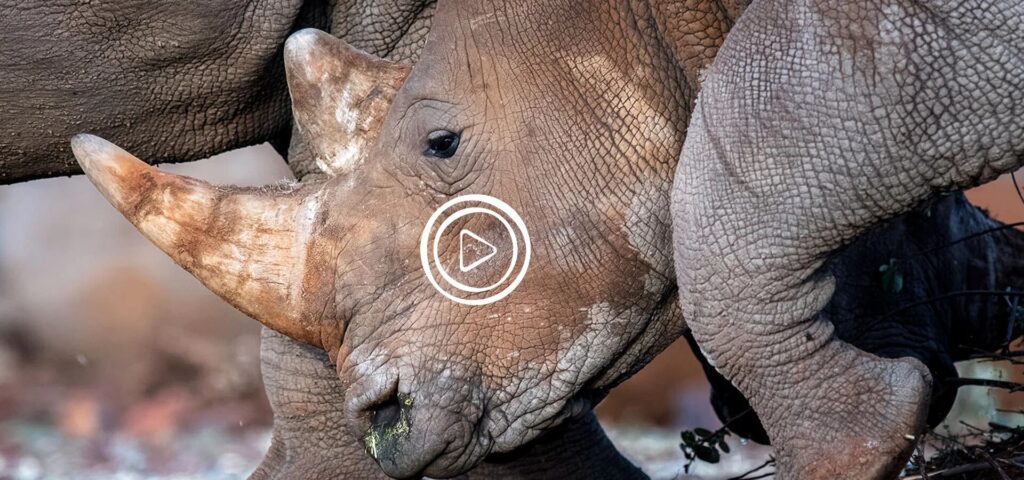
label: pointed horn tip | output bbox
[70,133,140,174]
[284,28,334,65]
[70,134,155,207]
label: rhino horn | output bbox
[284,28,410,176]
[71,134,327,347]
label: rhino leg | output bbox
[253,328,645,480]
[673,0,1024,477]
[826,194,1024,426]
[700,194,1024,446]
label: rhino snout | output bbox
[341,350,484,478]
[358,387,479,479]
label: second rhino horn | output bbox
[284,29,410,176]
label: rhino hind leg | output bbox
[699,194,1024,448]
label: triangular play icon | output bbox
[459,229,497,272]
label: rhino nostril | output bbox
[364,391,413,461]
[371,393,403,429]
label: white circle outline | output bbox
[432,207,518,293]
[420,194,531,306]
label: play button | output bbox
[420,194,532,306]
[459,229,497,272]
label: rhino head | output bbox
[72,2,721,477]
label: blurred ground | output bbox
[0,147,288,479]
[0,147,1021,479]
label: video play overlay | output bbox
[420,195,531,305]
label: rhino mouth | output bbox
[347,358,603,478]
[339,294,675,477]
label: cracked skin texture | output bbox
[13,0,1024,478]
[0,0,436,184]
[259,3,1024,478]
[693,193,1024,449]
[673,0,1024,478]
[70,1,743,477]
[255,328,645,480]
[3,0,654,477]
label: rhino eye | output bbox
[424,130,460,158]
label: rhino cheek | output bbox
[625,180,675,271]
[480,303,639,452]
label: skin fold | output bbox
[5,0,1022,478]
[673,0,1024,477]
[694,193,1024,447]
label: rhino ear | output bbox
[71,134,329,348]
[284,29,410,176]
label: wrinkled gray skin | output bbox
[6,1,1024,476]
[675,0,1024,477]
[64,0,748,477]
[255,329,643,480]
[257,3,1024,477]
[1,1,645,479]
[0,0,433,183]
[697,193,1024,447]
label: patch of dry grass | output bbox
[903,422,1024,480]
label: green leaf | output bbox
[694,428,713,438]
[694,445,720,464]
[681,431,696,445]
[719,439,730,453]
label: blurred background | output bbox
[0,146,1021,479]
